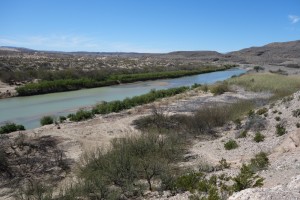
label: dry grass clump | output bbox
[228,73,300,99]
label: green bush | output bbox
[275,116,281,121]
[59,116,67,123]
[253,132,265,143]
[69,109,94,122]
[276,123,286,136]
[256,107,268,115]
[224,139,238,150]
[92,86,189,115]
[40,116,54,126]
[210,82,229,95]
[232,164,264,192]
[219,158,231,170]
[16,66,227,96]
[238,130,247,138]
[250,152,269,171]
[0,123,25,134]
[292,109,300,117]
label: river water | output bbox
[0,68,245,129]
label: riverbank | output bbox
[0,81,17,99]
[2,71,300,199]
[14,65,233,97]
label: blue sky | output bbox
[0,0,299,53]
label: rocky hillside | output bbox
[228,40,300,66]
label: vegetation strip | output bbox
[16,65,233,96]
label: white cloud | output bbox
[289,15,300,24]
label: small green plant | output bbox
[175,172,204,192]
[40,116,54,126]
[234,118,242,129]
[292,109,300,117]
[0,123,25,134]
[278,111,282,115]
[250,152,269,171]
[253,132,265,143]
[224,139,238,150]
[69,109,94,122]
[253,66,264,72]
[191,83,201,89]
[276,123,286,136]
[272,110,278,114]
[210,82,229,95]
[275,116,281,121]
[256,108,268,115]
[237,130,247,138]
[232,164,264,192]
[219,158,231,170]
[282,95,293,103]
[59,116,67,123]
[248,110,255,117]
[263,113,268,117]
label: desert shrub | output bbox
[278,111,282,115]
[234,118,242,130]
[69,109,94,122]
[92,86,189,114]
[191,83,202,89]
[272,110,278,114]
[174,172,205,192]
[40,116,54,126]
[228,73,300,99]
[249,152,269,172]
[0,148,11,177]
[256,107,268,115]
[219,158,231,170]
[0,123,25,134]
[282,95,293,103]
[275,116,281,121]
[253,132,265,143]
[296,123,300,128]
[15,180,53,200]
[76,132,184,198]
[292,109,300,117]
[248,110,255,117]
[59,116,66,123]
[276,123,286,136]
[237,130,247,138]
[224,139,238,150]
[244,115,266,132]
[210,82,229,95]
[253,66,264,72]
[232,164,264,192]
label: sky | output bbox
[0,0,299,53]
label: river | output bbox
[0,68,246,129]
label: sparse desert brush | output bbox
[276,123,286,136]
[253,132,265,143]
[0,123,25,134]
[250,152,269,171]
[210,82,230,95]
[224,139,238,150]
[237,130,247,138]
[292,109,300,117]
[256,107,268,115]
[275,116,281,121]
[228,73,300,99]
[40,116,54,126]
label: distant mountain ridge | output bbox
[1,40,300,65]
